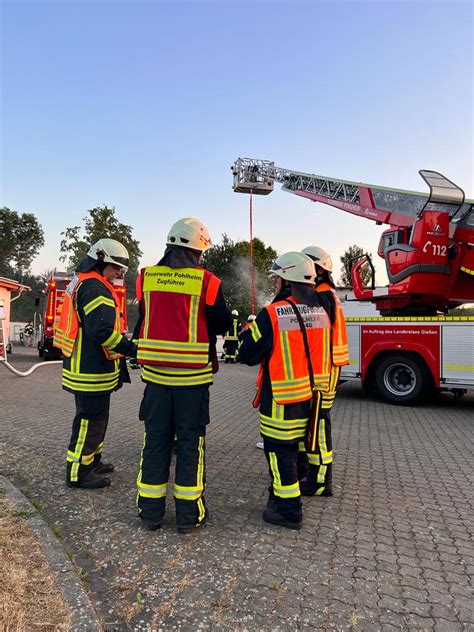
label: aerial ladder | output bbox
[231,158,474,316]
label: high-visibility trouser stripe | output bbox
[136,430,168,498]
[83,296,115,315]
[137,483,168,498]
[197,498,206,522]
[269,452,300,498]
[139,339,209,351]
[250,321,262,342]
[318,416,331,463]
[316,465,328,488]
[103,330,122,349]
[95,441,104,455]
[189,295,199,344]
[174,436,205,500]
[81,452,95,465]
[137,351,209,364]
[63,369,120,382]
[308,451,333,466]
[279,331,294,380]
[225,336,239,341]
[62,378,119,392]
[67,418,89,482]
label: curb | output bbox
[0,475,103,632]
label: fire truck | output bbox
[39,271,127,360]
[232,158,474,404]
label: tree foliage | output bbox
[339,244,372,287]
[0,207,44,276]
[59,206,142,295]
[201,234,277,318]
[8,271,46,322]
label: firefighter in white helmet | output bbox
[223,309,241,363]
[133,218,232,533]
[297,245,349,496]
[238,252,332,530]
[55,238,137,489]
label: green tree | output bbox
[9,271,46,322]
[59,206,142,295]
[202,234,277,318]
[0,207,44,276]
[339,244,372,287]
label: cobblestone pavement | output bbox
[1,350,474,631]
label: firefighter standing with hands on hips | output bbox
[54,239,136,489]
[133,218,232,533]
[239,252,332,530]
[297,246,349,496]
[223,310,240,362]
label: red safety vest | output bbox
[137,265,221,369]
[255,298,332,405]
[53,271,124,359]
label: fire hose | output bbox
[0,358,62,377]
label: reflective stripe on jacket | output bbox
[137,265,221,369]
[53,271,124,361]
[316,283,349,367]
[257,299,332,405]
[225,318,240,341]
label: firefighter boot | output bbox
[67,470,111,489]
[266,487,278,512]
[177,506,209,534]
[263,508,302,530]
[93,456,115,474]
[299,464,333,497]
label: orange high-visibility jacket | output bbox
[54,272,124,360]
[316,283,349,366]
[257,299,332,405]
[137,265,221,369]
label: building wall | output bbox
[0,286,12,345]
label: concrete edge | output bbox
[0,475,103,632]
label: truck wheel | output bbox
[374,353,432,406]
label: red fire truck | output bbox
[232,158,474,404]
[39,271,127,360]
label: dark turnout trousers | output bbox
[137,383,209,528]
[263,439,303,522]
[66,393,110,483]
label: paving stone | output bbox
[2,356,473,630]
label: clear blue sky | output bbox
[1,0,473,284]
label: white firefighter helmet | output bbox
[231,309,239,316]
[86,238,129,271]
[247,314,256,321]
[269,252,316,285]
[301,245,333,273]
[166,217,212,252]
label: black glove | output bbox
[129,357,140,370]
